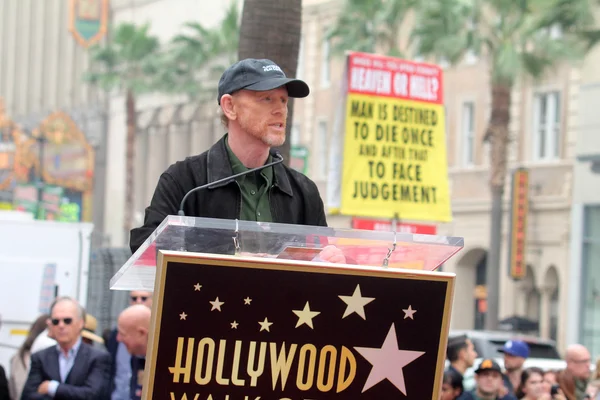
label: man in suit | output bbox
[21,297,111,400]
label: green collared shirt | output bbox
[225,136,274,222]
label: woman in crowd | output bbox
[440,369,464,400]
[516,367,546,400]
[8,314,49,400]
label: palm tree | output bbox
[84,22,161,237]
[161,1,240,98]
[237,0,302,165]
[327,0,417,57]
[411,0,598,330]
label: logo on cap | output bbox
[263,65,283,73]
[481,359,493,369]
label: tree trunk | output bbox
[238,0,302,165]
[485,83,512,331]
[124,89,136,237]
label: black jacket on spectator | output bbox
[21,343,111,400]
[0,365,9,400]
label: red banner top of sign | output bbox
[352,217,437,235]
[347,52,444,104]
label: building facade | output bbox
[295,0,588,353]
[567,43,600,359]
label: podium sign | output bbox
[143,251,455,399]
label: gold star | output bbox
[258,317,273,332]
[194,283,202,291]
[244,297,252,305]
[338,284,375,320]
[179,312,187,320]
[210,297,225,311]
[292,301,321,329]
[231,321,239,329]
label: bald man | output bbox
[565,344,592,399]
[107,292,152,400]
[117,305,151,400]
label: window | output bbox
[533,91,560,161]
[580,206,600,360]
[320,34,330,88]
[461,102,475,166]
[297,37,305,80]
[318,120,328,178]
[291,123,300,147]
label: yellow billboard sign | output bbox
[340,52,451,222]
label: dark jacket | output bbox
[105,328,119,395]
[129,357,145,400]
[458,390,518,400]
[130,136,328,254]
[21,343,111,400]
[0,365,9,400]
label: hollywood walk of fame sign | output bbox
[143,251,455,400]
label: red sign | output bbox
[352,217,437,235]
[509,169,529,279]
[347,52,443,104]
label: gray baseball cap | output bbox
[217,58,310,104]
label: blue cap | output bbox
[499,340,530,358]
[217,58,309,104]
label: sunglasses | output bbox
[51,318,73,326]
[131,296,148,302]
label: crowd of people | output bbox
[442,334,600,400]
[0,291,152,400]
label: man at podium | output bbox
[130,58,343,263]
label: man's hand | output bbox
[317,245,346,264]
[498,383,509,398]
[37,380,50,394]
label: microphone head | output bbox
[271,150,284,161]
[177,209,186,216]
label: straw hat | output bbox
[81,314,104,345]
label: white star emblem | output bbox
[258,317,273,332]
[292,302,321,329]
[338,284,375,320]
[179,312,187,320]
[230,321,239,329]
[244,297,252,305]
[194,283,202,291]
[210,297,224,311]
[402,305,417,320]
[354,323,425,395]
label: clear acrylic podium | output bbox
[110,216,464,291]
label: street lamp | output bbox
[32,128,46,218]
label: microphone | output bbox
[177,151,284,216]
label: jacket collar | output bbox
[205,135,293,197]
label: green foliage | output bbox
[327,0,417,57]
[160,1,240,97]
[84,23,161,95]
[411,0,597,86]
[84,2,241,99]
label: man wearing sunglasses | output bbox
[21,297,111,399]
[105,291,152,400]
